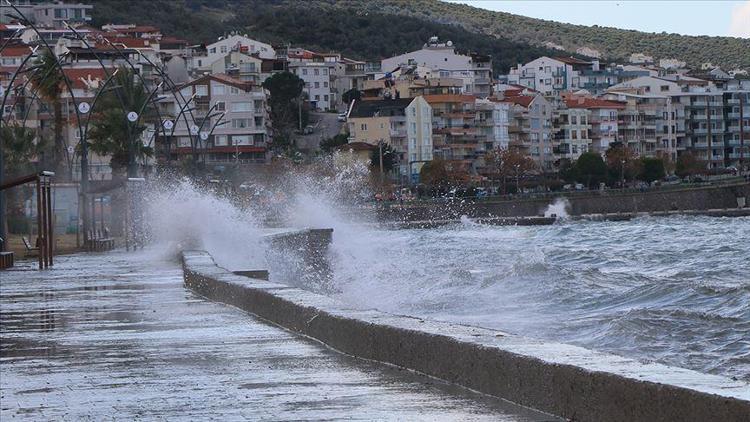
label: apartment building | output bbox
[425,94,485,174]
[381,37,492,98]
[506,56,594,97]
[504,94,555,170]
[289,61,335,111]
[207,50,263,83]
[558,97,627,156]
[166,74,271,166]
[554,105,592,160]
[191,34,275,71]
[346,97,432,181]
[475,98,511,150]
[1,1,92,28]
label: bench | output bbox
[0,237,14,269]
[22,236,40,257]
[85,228,115,252]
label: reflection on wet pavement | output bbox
[0,251,556,420]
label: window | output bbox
[572,130,578,140]
[323,95,328,102]
[232,102,251,112]
[209,47,216,54]
[230,87,240,95]
[322,68,328,76]
[360,123,367,131]
[323,81,328,88]
[213,85,226,95]
[254,116,263,127]
[410,122,416,131]
[215,135,228,146]
[314,68,319,76]
[232,119,250,128]
[195,85,208,96]
[254,134,265,144]
[220,45,227,53]
[314,95,320,100]
[215,101,226,111]
[232,135,250,145]
[545,79,551,85]
[197,60,202,67]
[314,82,320,88]
[410,138,416,149]
[254,100,263,110]
[572,145,578,154]
[411,153,417,161]
[571,115,577,125]
[660,85,670,92]
[302,69,308,75]
[305,82,311,88]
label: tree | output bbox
[484,147,535,194]
[0,124,47,178]
[87,67,153,180]
[29,48,70,180]
[675,151,705,179]
[638,157,666,183]
[419,158,450,187]
[572,152,608,189]
[605,142,639,186]
[342,88,361,105]
[262,72,307,153]
[369,142,395,173]
[319,133,349,154]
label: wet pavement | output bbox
[0,251,556,420]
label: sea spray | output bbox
[544,197,571,219]
[143,177,265,270]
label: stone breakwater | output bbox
[182,236,750,422]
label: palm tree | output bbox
[28,48,69,180]
[88,66,153,181]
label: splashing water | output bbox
[544,197,571,219]
[143,177,265,270]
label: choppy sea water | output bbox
[328,216,750,381]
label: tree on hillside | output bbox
[88,67,153,180]
[675,152,705,180]
[638,157,666,183]
[29,49,70,180]
[262,72,307,154]
[572,152,608,189]
[485,147,535,194]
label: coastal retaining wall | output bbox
[379,182,750,220]
[182,238,750,421]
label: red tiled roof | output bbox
[503,95,535,108]
[564,97,626,109]
[63,67,114,90]
[423,94,476,104]
[1,46,33,56]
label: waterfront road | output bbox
[0,251,555,420]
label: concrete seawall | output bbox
[182,244,750,421]
[379,182,750,220]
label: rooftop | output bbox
[349,98,413,118]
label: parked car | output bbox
[337,112,347,122]
[303,125,314,134]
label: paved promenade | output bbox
[0,251,555,420]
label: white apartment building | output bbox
[289,61,335,111]
[405,96,434,180]
[506,56,594,97]
[192,35,275,71]
[381,36,492,98]
[475,98,511,150]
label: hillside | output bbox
[89,0,750,71]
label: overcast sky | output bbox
[445,1,750,38]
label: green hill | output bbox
[89,0,750,72]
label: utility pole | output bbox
[379,140,385,185]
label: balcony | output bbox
[389,129,407,138]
